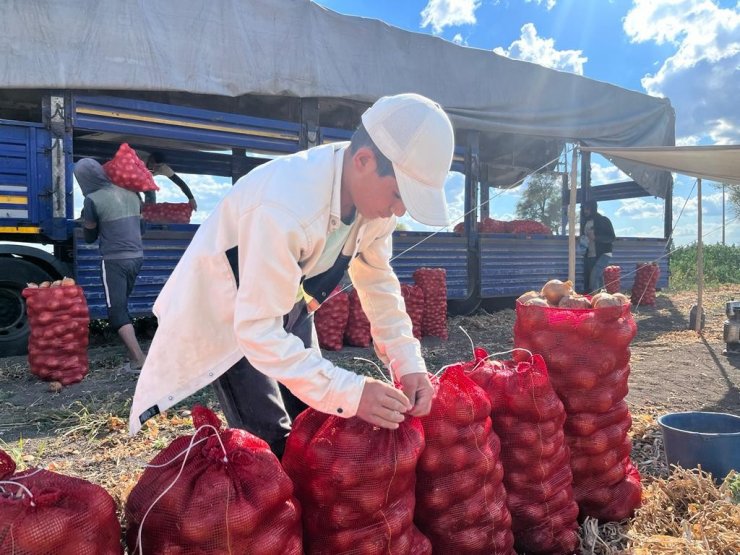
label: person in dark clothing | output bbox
[580,199,616,293]
[74,158,147,370]
[136,150,197,210]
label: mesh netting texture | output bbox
[125,406,302,554]
[0,449,122,554]
[344,289,372,347]
[514,301,642,521]
[23,284,89,385]
[282,408,431,555]
[603,265,622,294]
[401,284,424,340]
[103,143,158,192]
[630,263,660,306]
[467,349,579,554]
[415,365,515,554]
[413,268,447,340]
[314,288,349,351]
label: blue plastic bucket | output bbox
[657,411,740,481]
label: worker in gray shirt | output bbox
[74,158,147,370]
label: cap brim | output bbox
[394,164,450,227]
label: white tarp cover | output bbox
[0,0,675,197]
[581,145,740,185]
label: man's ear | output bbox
[352,146,377,175]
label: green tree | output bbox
[515,173,562,233]
[724,182,740,216]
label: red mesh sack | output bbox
[22,281,89,385]
[415,365,515,554]
[413,268,447,339]
[142,202,193,224]
[479,217,510,233]
[344,289,371,347]
[313,288,349,351]
[467,349,579,554]
[103,143,159,193]
[513,301,642,521]
[0,449,122,554]
[125,406,302,555]
[603,265,622,294]
[401,284,424,340]
[631,262,660,306]
[282,407,429,555]
[509,219,552,235]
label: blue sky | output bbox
[77,0,740,246]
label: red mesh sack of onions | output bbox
[142,202,194,224]
[415,364,515,554]
[603,265,622,294]
[125,406,302,555]
[343,289,371,347]
[103,143,159,193]
[23,278,89,386]
[467,349,579,554]
[282,405,430,555]
[401,284,424,340]
[513,286,642,521]
[313,287,349,351]
[412,268,448,340]
[0,448,122,555]
[630,262,660,306]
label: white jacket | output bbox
[129,143,425,434]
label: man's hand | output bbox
[356,378,412,429]
[400,372,434,417]
[189,198,198,211]
[586,228,595,240]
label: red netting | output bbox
[0,449,122,554]
[603,265,622,294]
[282,408,430,555]
[513,302,642,521]
[631,263,660,306]
[125,406,302,554]
[344,289,371,347]
[141,202,193,224]
[508,219,552,235]
[415,365,515,554]
[103,143,159,193]
[313,288,349,351]
[412,268,447,339]
[467,350,579,554]
[22,284,89,385]
[401,284,424,340]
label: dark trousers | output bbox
[212,300,312,458]
[101,257,143,330]
[582,256,596,295]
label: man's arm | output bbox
[168,174,197,210]
[82,197,99,243]
[596,215,616,243]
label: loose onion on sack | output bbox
[541,279,573,305]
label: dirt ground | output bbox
[0,285,738,553]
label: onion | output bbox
[541,279,573,304]
[51,280,62,287]
[516,290,541,304]
[525,297,549,307]
[558,295,592,309]
[613,292,630,305]
[61,277,76,286]
[26,282,39,288]
[39,281,51,288]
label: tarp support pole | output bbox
[580,150,591,201]
[568,147,578,283]
[664,178,673,240]
[696,177,703,333]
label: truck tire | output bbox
[0,258,54,357]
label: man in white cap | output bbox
[129,93,455,456]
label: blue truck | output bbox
[0,92,671,356]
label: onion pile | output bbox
[103,143,158,193]
[401,284,424,340]
[23,277,89,386]
[313,288,349,351]
[126,406,302,555]
[603,265,622,294]
[343,290,371,347]
[413,268,448,340]
[517,282,631,312]
[141,202,193,224]
[631,262,660,306]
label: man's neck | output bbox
[340,149,355,220]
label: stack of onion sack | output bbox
[508,219,552,235]
[23,278,89,385]
[467,349,579,554]
[313,287,349,351]
[141,202,193,224]
[413,268,448,339]
[282,408,430,554]
[631,262,660,306]
[514,284,642,521]
[415,364,515,554]
[401,284,424,340]
[125,406,302,555]
[103,143,159,193]
[344,289,372,347]
[603,265,622,294]
[0,448,122,554]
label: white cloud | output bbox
[615,197,665,219]
[623,0,740,144]
[420,0,481,34]
[525,0,557,10]
[590,161,630,185]
[452,33,465,45]
[493,23,588,75]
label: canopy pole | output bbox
[568,147,578,283]
[696,177,703,333]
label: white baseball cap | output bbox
[361,93,454,227]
